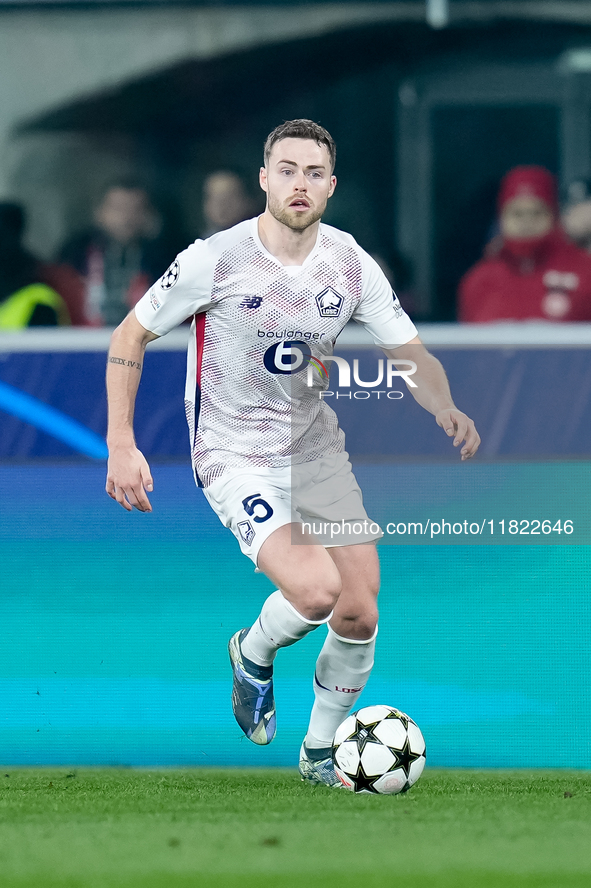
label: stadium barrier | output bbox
[1,322,591,459]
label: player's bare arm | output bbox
[106,310,159,512]
[386,335,481,461]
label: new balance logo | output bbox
[240,296,263,309]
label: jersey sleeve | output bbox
[134,239,216,336]
[351,250,418,347]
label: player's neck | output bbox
[257,212,319,266]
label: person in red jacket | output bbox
[458,166,591,322]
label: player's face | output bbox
[260,138,336,231]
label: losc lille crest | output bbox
[316,287,343,318]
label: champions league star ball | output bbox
[332,705,426,794]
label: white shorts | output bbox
[202,451,383,565]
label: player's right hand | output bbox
[106,445,154,512]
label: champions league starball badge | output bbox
[160,259,180,290]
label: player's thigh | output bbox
[328,543,380,639]
[328,541,380,596]
[258,523,342,620]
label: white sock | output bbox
[241,590,331,667]
[305,625,377,749]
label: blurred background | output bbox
[5,0,591,319]
[1,0,591,769]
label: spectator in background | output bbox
[202,171,257,236]
[0,202,83,329]
[458,166,591,322]
[562,178,591,254]
[59,180,171,326]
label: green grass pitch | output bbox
[0,769,590,887]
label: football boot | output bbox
[298,742,343,788]
[228,628,276,745]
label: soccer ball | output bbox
[332,704,426,794]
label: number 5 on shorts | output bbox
[242,493,274,523]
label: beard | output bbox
[267,190,326,231]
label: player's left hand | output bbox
[435,408,480,460]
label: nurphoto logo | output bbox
[306,354,417,401]
[262,340,417,400]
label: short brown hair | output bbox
[264,119,336,171]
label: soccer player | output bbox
[105,119,480,786]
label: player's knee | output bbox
[294,574,342,622]
[334,603,378,640]
[352,612,378,639]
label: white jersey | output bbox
[135,217,417,487]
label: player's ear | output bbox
[328,175,337,198]
[259,166,269,193]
